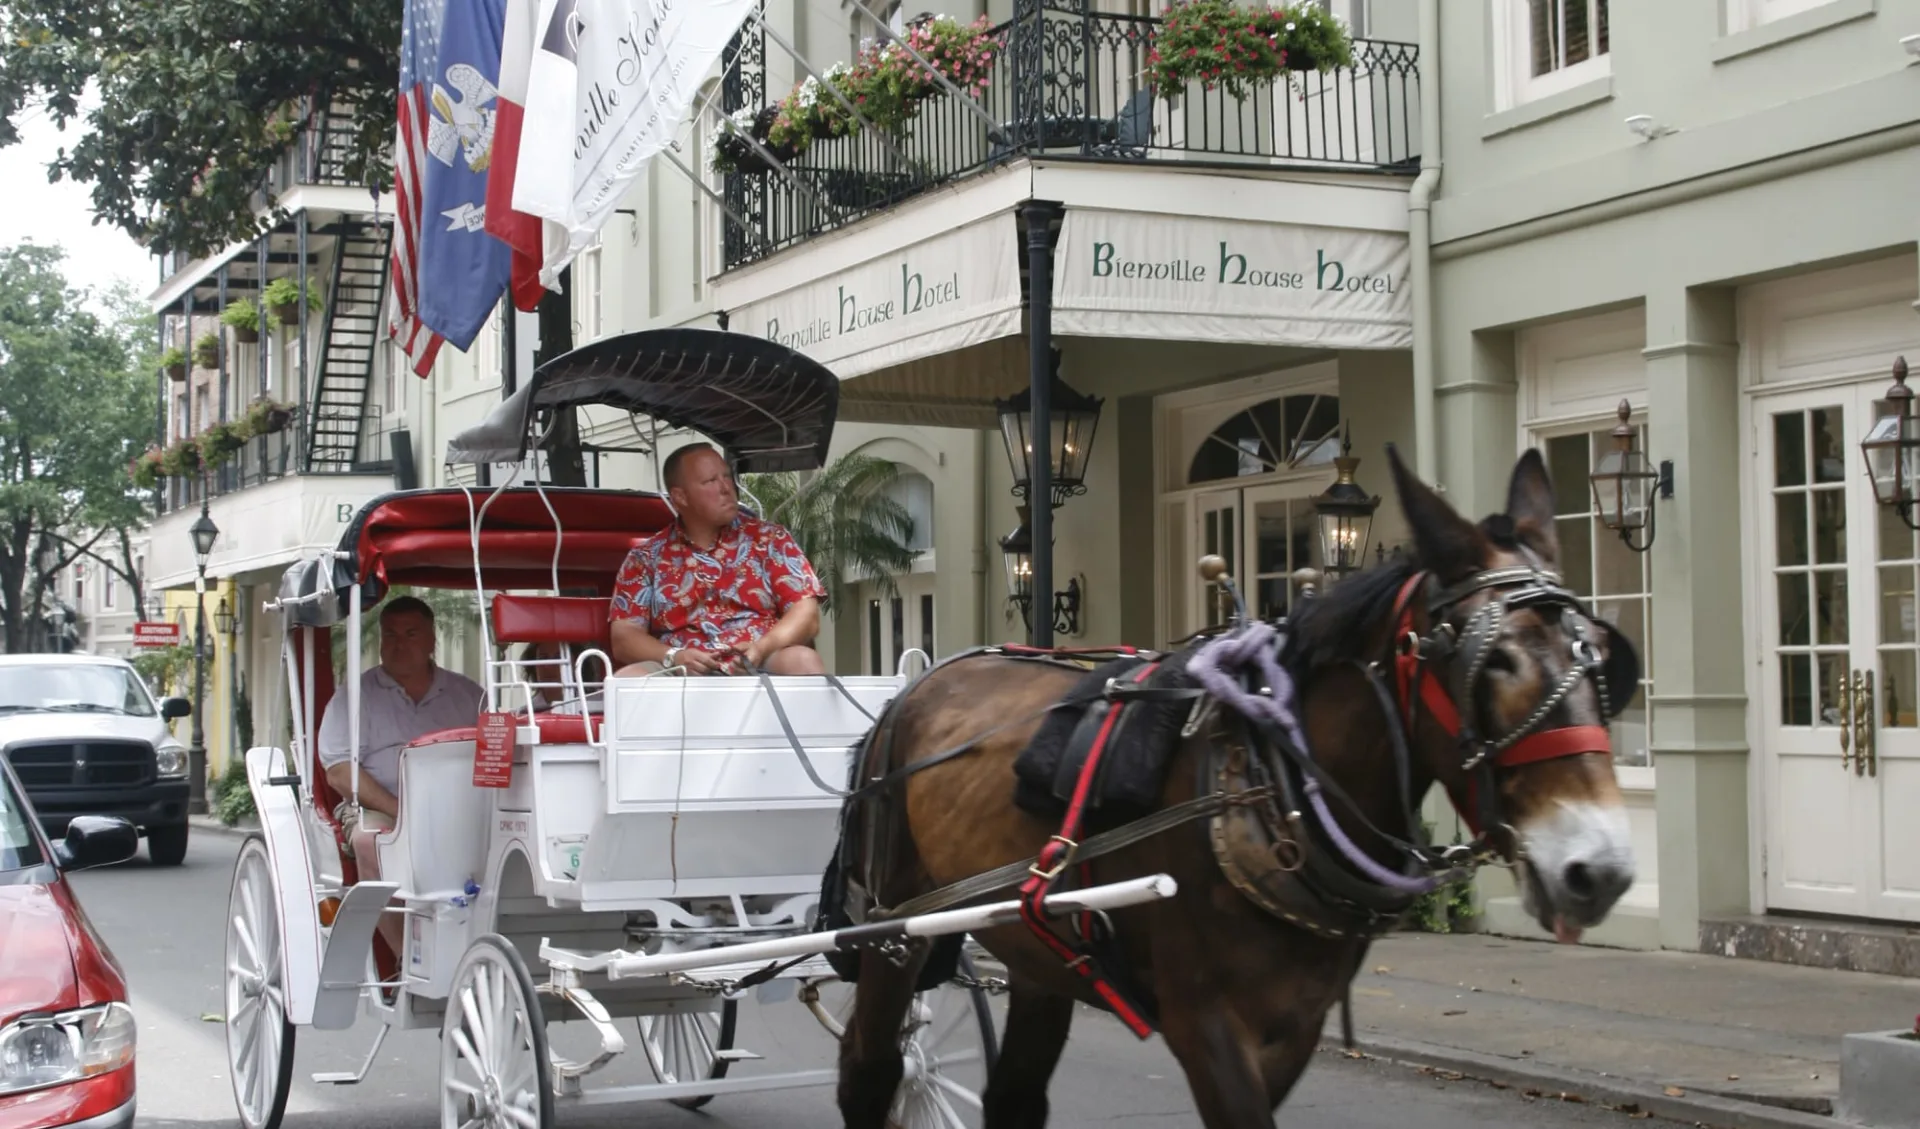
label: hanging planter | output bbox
[128,446,165,490]
[263,276,322,325]
[1145,0,1355,102]
[221,297,262,344]
[199,421,248,468]
[246,396,295,436]
[159,346,188,383]
[159,436,203,478]
[192,333,221,370]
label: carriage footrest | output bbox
[715,1048,764,1063]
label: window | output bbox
[1728,0,1835,33]
[103,569,116,610]
[574,234,604,342]
[1495,0,1610,109]
[1187,394,1341,485]
[1543,427,1653,770]
[885,471,936,554]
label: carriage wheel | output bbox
[440,935,553,1129]
[802,949,999,1129]
[225,834,295,1129]
[636,998,738,1110]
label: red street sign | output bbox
[132,622,181,647]
[473,711,515,788]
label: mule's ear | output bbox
[1594,619,1641,718]
[1505,448,1561,565]
[1386,443,1489,583]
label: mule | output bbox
[829,446,1639,1129]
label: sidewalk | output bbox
[1322,931,1918,1129]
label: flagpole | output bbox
[844,0,1009,139]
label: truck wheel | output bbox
[148,823,189,867]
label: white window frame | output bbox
[1492,0,1611,112]
[1726,0,1836,34]
[573,234,604,344]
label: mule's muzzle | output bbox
[1516,800,1635,944]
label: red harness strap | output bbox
[1017,660,1160,1039]
[1387,573,1611,834]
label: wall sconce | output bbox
[1862,356,1920,530]
[214,595,235,638]
[998,505,1084,636]
[1589,399,1673,553]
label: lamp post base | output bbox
[187,747,208,814]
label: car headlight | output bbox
[155,743,187,778]
[0,1002,136,1097]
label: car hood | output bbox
[0,712,167,748]
[0,881,79,1026]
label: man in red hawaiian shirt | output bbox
[609,442,829,676]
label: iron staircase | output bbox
[304,220,392,474]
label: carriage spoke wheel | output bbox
[802,948,999,1129]
[440,935,553,1129]
[225,834,295,1129]
[637,998,738,1110]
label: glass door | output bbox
[1243,482,1323,622]
[1755,385,1920,922]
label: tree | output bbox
[741,455,919,611]
[0,1,399,257]
[0,243,156,653]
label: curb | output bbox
[187,815,258,839]
[1318,1031,1837,1129]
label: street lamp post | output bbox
[188,504,219,815]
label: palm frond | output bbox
[741,453,919,613]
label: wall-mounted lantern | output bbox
[1862,356,1920,531]
[993,350,1105,509]
[1590,399,1673,553]
[998,505,1083,637]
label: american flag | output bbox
[391,0,448,377]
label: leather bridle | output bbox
[1385,559,1617,858]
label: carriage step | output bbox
[714,1048,764,1063]
[312,1024,389,1084]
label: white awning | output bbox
[1050,208,1412,350]
[723,211,1024,380]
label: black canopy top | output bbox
[444,326,840,473]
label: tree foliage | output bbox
[741,455,919,610]
[0,0,400,257]
[0,243,156,652]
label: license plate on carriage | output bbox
[474,710,515,787]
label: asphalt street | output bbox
[73,828,1699,1129]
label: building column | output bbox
[1642,285,1750,952]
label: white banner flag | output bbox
[514,0,758,285]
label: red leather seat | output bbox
[405,713,596,747]
[491,593,613,652]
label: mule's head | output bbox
[1385,446,1639,942]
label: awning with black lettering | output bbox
[717,211,1024,380]
[1049,208,1412,350]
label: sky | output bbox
[0,102,157,309]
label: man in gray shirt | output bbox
[317,595,484,956]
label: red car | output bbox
[0,755,139,1129]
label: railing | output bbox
[154,406,398,516]
[719,10,1419,268]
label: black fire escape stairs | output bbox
[303,220,393,474]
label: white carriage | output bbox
[221,328,1175,1129]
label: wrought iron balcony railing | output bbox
[155,406,398,516]
[718,9,1419,269]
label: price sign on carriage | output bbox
[474,711,515,788]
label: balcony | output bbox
[717,9,1419,269]
[155,407,404,517]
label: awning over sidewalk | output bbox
[722,212,1025,380]
[1051,207,1412,350]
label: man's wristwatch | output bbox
[663,646,682,668]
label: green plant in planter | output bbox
[262,276,323,324]
[159,346,188,382]
[245,396,296,435]
[191,333,221,369]
[127,446,165,490]
[1146,0,1354,102]
[221,297,262,343]
[199,420,249,467]
[1398,822,1480,934]
[159,436,203,477]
